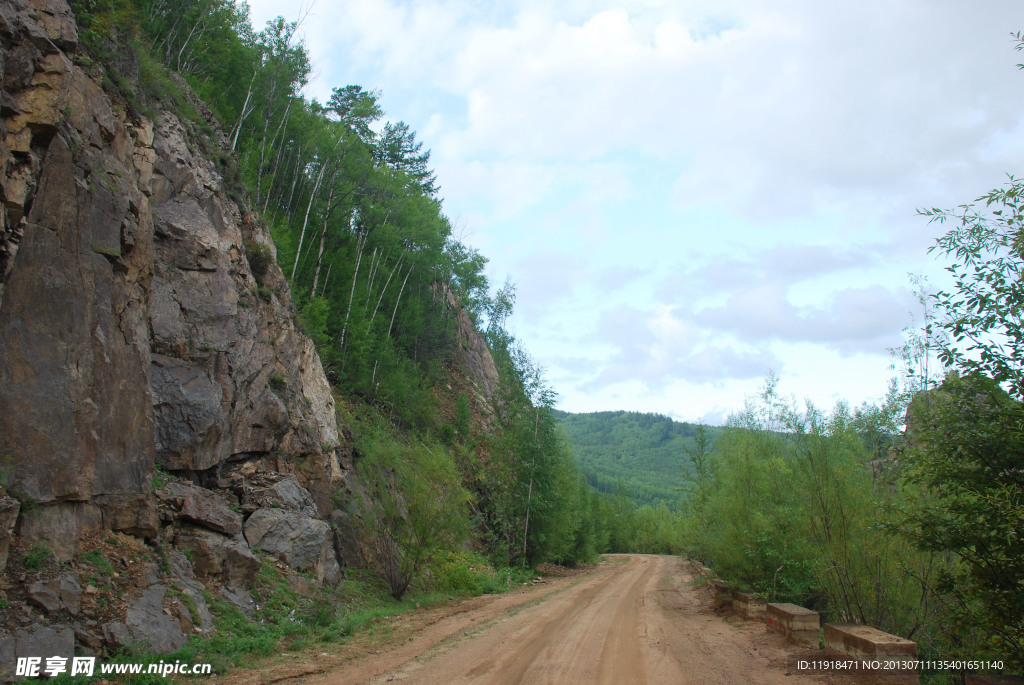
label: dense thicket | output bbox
[678,376,938,627]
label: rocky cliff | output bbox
[0,0,357,668]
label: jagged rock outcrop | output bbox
[172,525,262,592]
[435,284,500,404]
[0,0,506,673]
[244,508,341,585]
[0,0,354,670]
[0,0,341,546]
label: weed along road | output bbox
[281,555,831,685]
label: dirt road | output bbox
[269,555,833,685]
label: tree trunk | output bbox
[339,219,366,352]
[387,265,414,340]
[369,250,405,327]
[290,159,328,280]
[262,98,293,213]
[309,180,337,299]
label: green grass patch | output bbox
[24,543,54,571]
[81,549,115,576]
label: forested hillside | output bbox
[555,410,721,507]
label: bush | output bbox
[244,240,274,286]
[354,433,470,599]
[24,543,54,571]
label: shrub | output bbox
[24,543,54,571]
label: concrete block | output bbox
[825,623,918,684]
[767,602,819,646]
[824,623,916,659]
[733,590,766,620]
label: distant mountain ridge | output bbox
[554,410,723,508]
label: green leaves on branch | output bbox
[893,374,1024,667]
[921,175,1024,398]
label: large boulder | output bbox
[26,572,81,616]
[173,526,261,592]
[242,475,319,518]
[102,584,186,654]
[158,482,242,535]
[0,623,74,682]
[244,508,340,585]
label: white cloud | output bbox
[696,284,912,354]
[575,304,781,390]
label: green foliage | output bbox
[908,134,1024,667]
[81,549,115,576]
[150,465,168,491]
[892,374,1024,667]
[431,551,534,596]
[244,240,273,286]
[353,425,470,599]
[921,175,1024,398]
[556,409,719,507]
[678,372,944,650]
[298,296,331,350]
[473,340,601,568]
[267,373,286,393]
[24,543,54,571]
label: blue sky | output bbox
[248,0,1024,423]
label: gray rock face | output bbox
[438,286,500,402]
[174,526,262,592]
[244,508,341,585]
[103,584,186,654]
[330,509,365,569]
[244,475,320,518]
[16,502,101,562]
[166,551,214,634]
[0,0,341,558]
[26,572,81,615]
[0,4,157,535]
[146,117,341,483]
[0,623,75,681]
[160,482,242,535]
